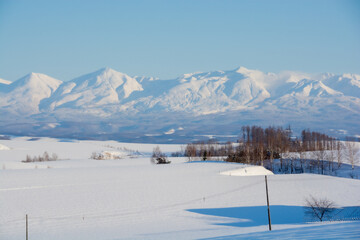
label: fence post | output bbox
[265,175,272,231]
[26,214,28,240]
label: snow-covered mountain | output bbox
[40,68,143,112]
[0,73,62,115]
[322,73,360,98]
[135,67,272,114]
[0,67,359,141]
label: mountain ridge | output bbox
[0,66,359,141]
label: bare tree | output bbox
[336,141,343,169]
[151,146,170,164]
[305,195,336,222]
[265,127,276,171]
[345,140,358,170]
[25,155,32,162]
[43,151,50,162]
[315,147,326,175]
[297,143,307,173]
[326,139,336,173]
[51,153,58,161]
[244,142,251,164]
[185,144,197,161]
[22,152,59,163]
[225,141,234,157]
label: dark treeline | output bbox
[185,125,344,174]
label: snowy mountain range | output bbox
[0,67,359,142]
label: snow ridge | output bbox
[1,67,359,115]
[0,78,11,85]
[0,66,359,139]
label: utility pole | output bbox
[26,214,28,240]
[265,175,272,231]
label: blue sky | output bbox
[0,0,359,81]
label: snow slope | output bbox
[220,165,274,176]
[40,68,143,111]
[0,73,62,115]
[322,73,360,98]
[0,138,359,239]
[144,68,271,114]
[0,143,10,150]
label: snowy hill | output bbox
[0,73,62,115]
[1,137,360,239]
[40,68,143,111]
[0,67,359,141]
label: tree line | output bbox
[22,151,59,162]
[184,125,358,175]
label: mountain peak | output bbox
[0,72,63,115]
[99,66,114,73]
[71,68,130,86]
[48,67,144,109]
[27,72,42,78]
[12,72,62,88]
[93,67,130,78]
[234,66,251,74]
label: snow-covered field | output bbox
[1,137,360,239]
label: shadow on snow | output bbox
[187,205,360,228]
[199,222,360,240]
